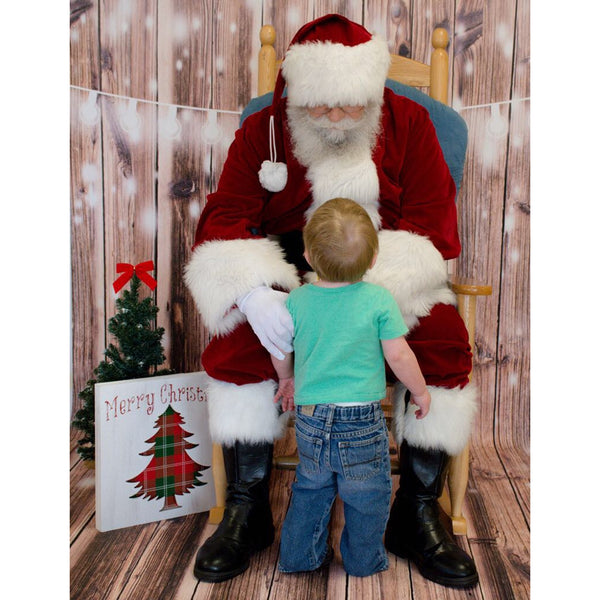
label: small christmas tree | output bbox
[128,405,209,511]
[72,271,173,461]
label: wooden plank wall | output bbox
[70,0,530,460]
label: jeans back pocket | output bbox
[296,426,324,475]
[339,432,388,481]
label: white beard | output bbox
[287,103,384,229]
[287,103,382,167]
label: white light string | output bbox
[72,83,529,119]
[455,98,530,142]
[70,84,243,116]
[455,97,530,112]
[72,84,528,147]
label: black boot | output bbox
[193,441,275,582]
[385,442,479,588]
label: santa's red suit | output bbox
[185,14,478,589]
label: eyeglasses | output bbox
[307,105,365,119]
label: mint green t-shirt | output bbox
[286,281,408,405]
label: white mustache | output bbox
[308,115,363,131]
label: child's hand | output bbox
[274,377,295,412]
[410,389,431,419]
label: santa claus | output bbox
[185,14,478,588]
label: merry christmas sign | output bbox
[95,371,215,532]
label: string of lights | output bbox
[71,83,529,145]
[71,83,529,118]
[70,84,243,116]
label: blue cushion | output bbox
[240,94,273,124]
[240,79,468,197]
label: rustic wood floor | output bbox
[70,425,530,600]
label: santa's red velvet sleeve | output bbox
[184,111,300,337]
[366,91,460,331]
[386,94,461,260]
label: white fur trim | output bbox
[364,230,456,330]
[282,36,390,107]
[184,238,300,335]
[392,383,477,456]
[305,153,381,228]
[206,378,289,445]
[258,160,288,192]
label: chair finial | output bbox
[258,25,277,96]
[432,27,449,50]
[260,25,276,47]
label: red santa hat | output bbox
[258,14,391,193]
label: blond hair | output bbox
[303,198,379,282]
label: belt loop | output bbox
[326,405,334,430]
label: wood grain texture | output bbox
[70,0,104,416]
[364,0,411,56]
[71,523,160,600]
[113,513,209,600]
[495,0,530,452]
[70,458,96,544]
[214,1,261,112]
[263,0,314,58]
[70,88,106,414]
[466,444,530,599]
[98,0,158,101]
[495,100,530,448]
[155,0,213,374]
[99,0,159,342]
[495,445,529,526]
[454,0,517,107]
[70,0,100,89]
[99,95,157,325]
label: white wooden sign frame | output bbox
[95,371,215,532]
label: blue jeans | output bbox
[278,403,392,577]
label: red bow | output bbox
[113,261,157,293]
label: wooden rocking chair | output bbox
[209,24,491,536]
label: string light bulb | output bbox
[160,105,181,140]
[201,109,223,145]
[486,103,509,139]
[119,98,142,142]
[79,91,100,126]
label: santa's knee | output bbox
[206,377,288,445]
[391,382,477,456]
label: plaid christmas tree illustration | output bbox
[128,405,209,511]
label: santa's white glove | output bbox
[237,285,294,360]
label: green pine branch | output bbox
[72,274,175,461]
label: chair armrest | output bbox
[449,275,492,297]
[448,276,492,377]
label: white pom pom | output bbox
[258,160,288,192]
